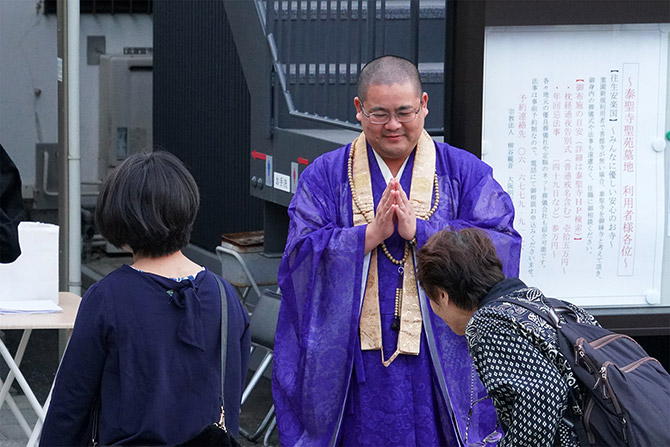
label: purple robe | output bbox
[273,140,521,446]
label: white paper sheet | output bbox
[482,24,668,306]
[0,222,59,303]
[0,300,62,314]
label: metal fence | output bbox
[257,1,422,129]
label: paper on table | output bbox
[0,222,59,304]
[0,300,62,314]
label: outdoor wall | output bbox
[153,0,263,250]
[0,0,152,194]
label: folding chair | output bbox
[216,245,262,303]
[239,289,281,445]
[215,236,281,307]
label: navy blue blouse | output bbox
[40,265,250,446]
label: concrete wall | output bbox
[0,0,152,195]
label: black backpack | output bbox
[493,296,670,447]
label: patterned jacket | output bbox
[466,278,600,447]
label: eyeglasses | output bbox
[360,103,421,125]
[465,363,504,446]
[464,395,504,447]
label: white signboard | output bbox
[482,24,669,307]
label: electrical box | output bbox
[98,54,153,181]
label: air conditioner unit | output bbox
[98,53,153,181]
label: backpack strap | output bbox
[567,411,590,447]
[491,296,582,329]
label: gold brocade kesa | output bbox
[349,129,439,367]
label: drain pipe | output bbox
[67,0,81,296]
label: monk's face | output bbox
[354,82,429,168]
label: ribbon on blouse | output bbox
[168,280,206,352]
[351,129,436,366]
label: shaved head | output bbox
[357,55,422,102]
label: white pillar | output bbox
[67,0,81,296]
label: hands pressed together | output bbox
[364,178,416,254]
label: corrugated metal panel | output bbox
[153,0,262,251]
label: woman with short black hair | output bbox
[417,228,593,447]
[95,150,201,258]
[41,151,250,446]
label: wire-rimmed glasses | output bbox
[360,103,421,125]
[464,394,504,446]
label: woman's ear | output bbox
[438,289,449,306]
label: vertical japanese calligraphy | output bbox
[619,63,638,275]
[507,75,634,278]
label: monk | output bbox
[273,55,521,446]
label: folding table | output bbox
[0,292,81,447]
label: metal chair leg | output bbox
[242,404,275,442]
[241,351,273,405]
[239,348,275,441]
[263,416,277,447]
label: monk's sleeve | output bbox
[273,154,365,446]
[416,153,521,277]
